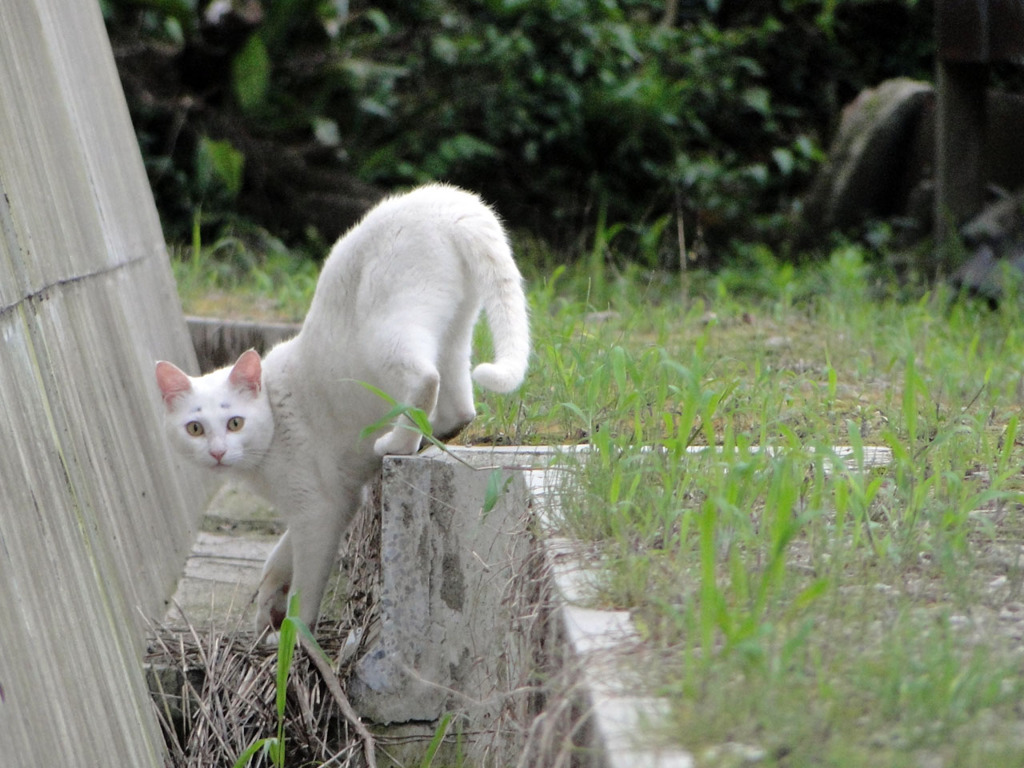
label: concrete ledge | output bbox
[398,445,694,766]
[158,448,541,766]
[186,316,299,372]
[514,449,695,768]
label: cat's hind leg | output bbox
[373,329,442,456]
[432,325,477,442]
[256,529,292,633]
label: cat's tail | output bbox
[470,222,530,394]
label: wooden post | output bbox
[934,59,988,268]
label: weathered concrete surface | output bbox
[162,484,280,628]
[0,1,208,765]
[350,447,534,729]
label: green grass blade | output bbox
[230,738,274,768]
[482,469,513,518]
[420,712,454,768]
[276,595,300,719]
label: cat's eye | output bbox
[227,416,245,432]
[186,421,204,437]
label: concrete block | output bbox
[349,447,533,729]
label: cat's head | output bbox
[155,349,274,472]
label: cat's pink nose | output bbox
[210,449,226,463]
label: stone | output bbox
[801,78,933,238]
[952,189,1024,299]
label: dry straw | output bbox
[145,476,587,767]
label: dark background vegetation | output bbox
[102,0,933,266]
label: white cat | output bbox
[155,184,530,633]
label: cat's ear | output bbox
[228,349,263,397]
[155,361,192,409]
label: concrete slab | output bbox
[0,1,206,764]
[161,483,281,629]
[156,447,542,766]
[165,532,274,627]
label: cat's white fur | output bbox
[155,184,529,632]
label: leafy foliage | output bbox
[104,0,932,261]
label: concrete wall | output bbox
[0,1,207,765]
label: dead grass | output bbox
[146,479,382,768]
[147,621,365,767]
[146,470,581,768]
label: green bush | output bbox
[104,0,932,262]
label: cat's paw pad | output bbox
[432,414,474,443]
[374,428,422,456]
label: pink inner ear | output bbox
[155,361,192,408]
[229,349,263,396]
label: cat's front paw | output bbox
[373,428,422,457]
[260,630,282,648]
